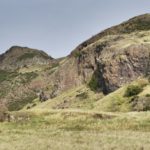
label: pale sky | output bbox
[0,0,150,58]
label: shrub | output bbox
[0,70,18,83]
[76,92,88,99]
[95,42,107,54]
[124,85,143,97]
[20,72,38,84]
[8,92,37,111]
[74,51,82,58]
[17,53,37,61]
[146,94,150,97]
[51,63,59,68]
[88,76,99,91]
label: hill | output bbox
[0,46,53,70]
[0,14,150,112]
[0,46,61,110]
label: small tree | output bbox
[88,76,99,91]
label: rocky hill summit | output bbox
[0,46,53,70]
[0,14,150,111]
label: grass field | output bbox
[1,78,150,150]
[0,109,150,150]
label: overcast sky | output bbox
[0,0,150,58]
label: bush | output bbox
[0,70,18,83]
[88,76,99,91]
[124,85,143,97]
[51,63,59,69]
[8,92,37,111]
[146,94,150,97]
[17,52,37,61]
[95,42,107,54]
[76,92,88,99]
[20,72,38,84]
[74,51,82,58]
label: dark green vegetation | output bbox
[74,51,82,58]
[76,92,88,99]
[0,70,18,83]
[7,72,38,111]
[20,72,38,84]
[124,85,143,97]
[128,14,150,31]
[17,51,50,61]
[88,75,100,92]
[18,52,37,61]
[8,92,37,111]
[51,63,59,69]
[0,71,38,111]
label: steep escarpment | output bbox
[72,36,150,94]
[66,14,150,94]
[96,43,150,93]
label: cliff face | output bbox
[64,14,150,94]
[71,40,150,94]
[96,44,150,93]
[0,14,150,111]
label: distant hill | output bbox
[0,46,53,70]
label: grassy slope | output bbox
[5,77,148,150]
[94,78,150,112]
[0,110,150,150]
[32,85,103,110]
[30,77,150,113]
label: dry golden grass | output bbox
[0,109,150,150]
[34,85,103,110]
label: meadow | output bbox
[0,109,150,150]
